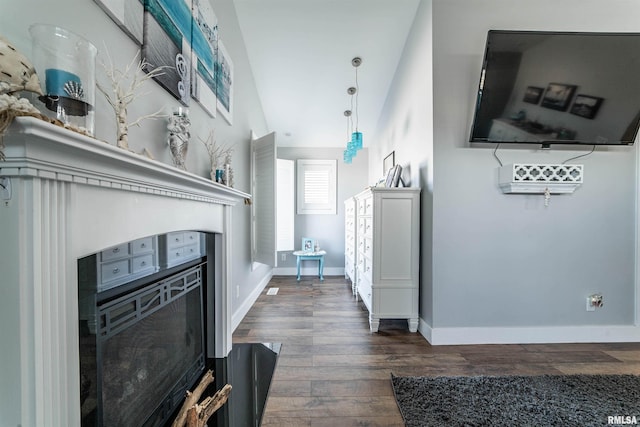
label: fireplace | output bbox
[0,118,249,426]
[79,232,217,426]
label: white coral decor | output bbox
[0,93,41,114]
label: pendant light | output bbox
[342,57,363,163]
[351,57,363,150]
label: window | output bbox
[296,159,337,215]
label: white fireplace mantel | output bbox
[0,117,250,427]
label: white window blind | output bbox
[304,169,330,204]
[297,159,337,215]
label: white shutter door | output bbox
[276,159,295,251]
[251,132,277,266]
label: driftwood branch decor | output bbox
[97,48,169,150]
[171,369,232,427]
[198,129,234,183]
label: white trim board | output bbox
[272,267,345,276]
[635,132,640,327]
[232,270,273,332]
[419,319,640,345]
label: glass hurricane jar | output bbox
[29,24,97,135]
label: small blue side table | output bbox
[292,250,326,281]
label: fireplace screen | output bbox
[81,263,205,426]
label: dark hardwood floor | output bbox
[232,275,640,426]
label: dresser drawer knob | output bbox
[113,267,119,274]
[112,248,120,254]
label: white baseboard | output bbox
[418,318,640,345]
[272,267,345,276]
[231,270,273,332]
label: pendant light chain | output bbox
[354,65,359,132]
[346,110,350,140]
[349,90,354,134]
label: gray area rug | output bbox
[391,373,640,426]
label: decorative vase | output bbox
[29,24,97,135]
[167,107,190,170]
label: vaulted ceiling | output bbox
[234,0,421,147]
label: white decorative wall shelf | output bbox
[498,163,583,194]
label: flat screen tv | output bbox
[469,30,640,147]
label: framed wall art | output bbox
[570,94,604,119]
[385,164,403,188]
[141,0,194,105]
[383,151,395,175]
[190,0,218,117]
[93,0,144,45]
[540,83,577,111]
[523,86,543,104]
[216,40,234,124]
[97,0,234,121]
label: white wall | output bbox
[372,0,640,343]
[1,0,271,329]
[371,0,435,325]
[276,147,369,272]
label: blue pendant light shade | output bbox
[351,131,363,150]
[343,148,353,164]
[347,140,357,155]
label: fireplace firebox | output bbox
[78,232,214,427]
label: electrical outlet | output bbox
[281,253,286,261]
[586,294,603,311]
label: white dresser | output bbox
[344,197,357,294]
[353,187,420,332]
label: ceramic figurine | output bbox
[167,108,190,170]
[0,35,43,96]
